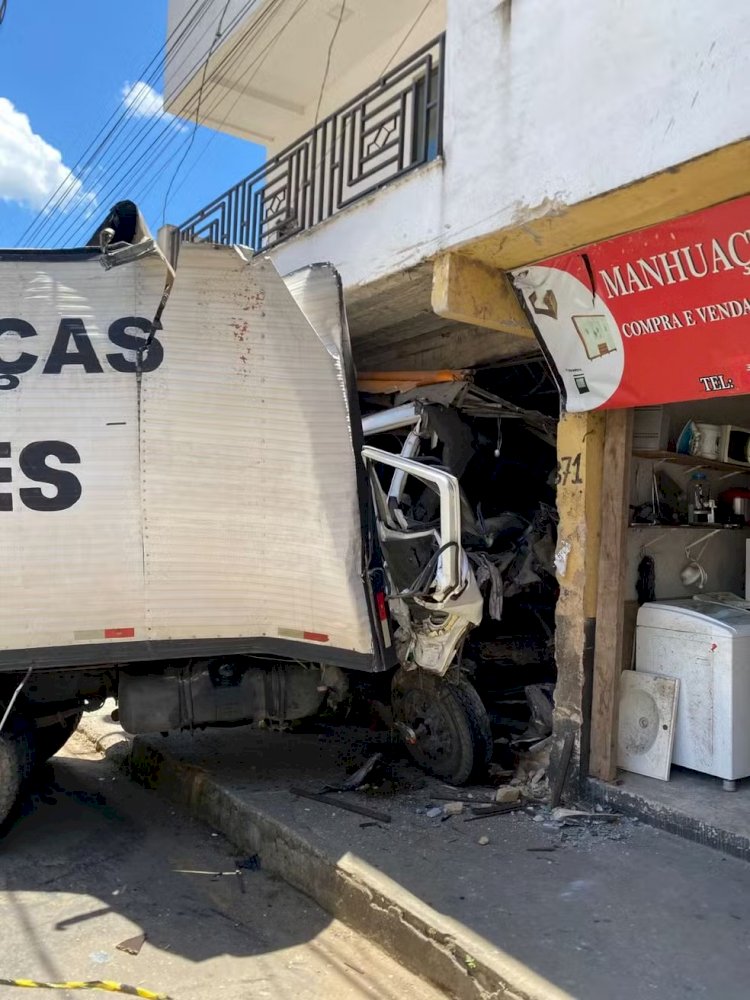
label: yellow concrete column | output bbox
[552,410,605,790]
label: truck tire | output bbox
[392,670,492,785]
[0,721,33,830]
[34,711,83,763]
[453,678,494,774]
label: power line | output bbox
[24,1,218,247]
[38,0,282,248]
[17,0,215,245]
[51,0,293,247]
[143,0,310,223]
[161,0,233,225]
[313,0,346,126]
[380,0,434,76]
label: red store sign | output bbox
[510,196,750,411]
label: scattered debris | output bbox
[494,786,521,804]
[290,786,392,824]
[434,791,483,802]
[443,801,465,816]
[465,803,520,822]
[330,753,383,792]
[478,836,490,846]
[173,868,243,877]
[426,806,443,819]
[236,854,261,872]
[551,807,621,825]
[527,847,557,853]
[116,933,146,957]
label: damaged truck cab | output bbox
[0,204,557,825]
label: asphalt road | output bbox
[0,732,444,1000]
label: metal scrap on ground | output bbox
[290,786,392,824]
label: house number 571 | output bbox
[556,453,583,486]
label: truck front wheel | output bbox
[392,670,493,785]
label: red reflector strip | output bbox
[375,591,388,621]
[104,627,135,639]
[279,627,329,643]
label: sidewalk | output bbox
[81,709,750,1000]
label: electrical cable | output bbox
[388,541,459,600]
[30,0,276,246]
[17,0,215,245]
[40,0,288,247]
[313,0,346,125]
[33,0,430,247]
[59,0,300,246]
[24,0,223,247]
[156,0,310,215]
[380,0,434,76]
[62,3,287,245]
[161,0,233,225]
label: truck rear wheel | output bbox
[392,670,492,785]
[0,720,33,830]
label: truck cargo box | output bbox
[0,231,383,672]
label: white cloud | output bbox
[0,97,86,211]
[121,80,165,119]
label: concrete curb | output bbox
[586,777,750,861]
[78,717,568,1000]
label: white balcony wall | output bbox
[168,0,750,292]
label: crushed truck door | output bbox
[361,446,483,676]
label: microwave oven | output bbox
[719,425,750,466]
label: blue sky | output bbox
[0,1,265,247]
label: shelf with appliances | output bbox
[628,522,747,529]
[633,449,750,477]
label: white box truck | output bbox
[0,204,556,824]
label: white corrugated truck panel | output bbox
[141,245,373,654]
[0,251,168,651]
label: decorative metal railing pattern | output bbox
[178,34,445,250]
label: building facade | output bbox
[165,0,750,803]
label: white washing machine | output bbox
[636,599,750,787]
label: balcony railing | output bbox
[178,33,445,251]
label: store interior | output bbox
[611,395,750,840]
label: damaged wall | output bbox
[551,412,605,794]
